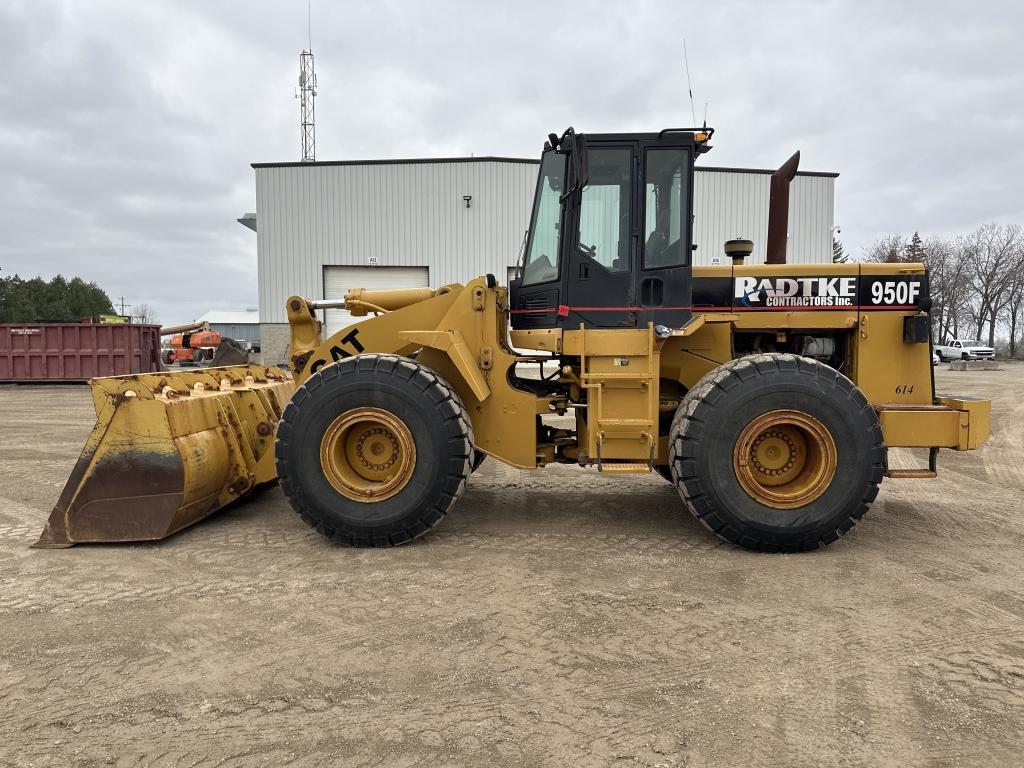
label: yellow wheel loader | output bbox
[37,127,990,551]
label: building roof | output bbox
[195,309,259,325]
[251,156,838,178]
[251,156,539,169]
[698,165,839,179]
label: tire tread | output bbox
[668,353,885,552]
[275,354,473,546]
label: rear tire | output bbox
[276,354,473,546]
[668,353,884,552]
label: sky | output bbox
[1,0,1022,325]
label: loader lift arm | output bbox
[287,279,556,470]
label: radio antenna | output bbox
[683,39,697,127]
[297,0,317,162]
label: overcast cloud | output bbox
[1,0,1021,324]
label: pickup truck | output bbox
[934,339,996,362]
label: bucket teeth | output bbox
[34,365,295,548]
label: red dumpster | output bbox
[0,323,162,382]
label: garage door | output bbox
[322,266,430,338]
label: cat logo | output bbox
[309,328,365,374]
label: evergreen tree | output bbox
[906,231,926,262]
[832,236,848,263]
[0,274,115,323]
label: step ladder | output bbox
[577,327,660,474]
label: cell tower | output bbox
[298,50,317,162]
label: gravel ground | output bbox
[1,364,1021,767]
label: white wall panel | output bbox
[693,171,835,265]
[255,159,537,323]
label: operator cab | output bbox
[510,128,711,330]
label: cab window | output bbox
[643,148,689,269]
[522,151,567,286]
[577,147,632,273]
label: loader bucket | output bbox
[34,365,294,548]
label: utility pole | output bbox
[117,297,131,316]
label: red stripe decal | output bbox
[510,305,918,314]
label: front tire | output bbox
[668,354,884,552]
[276,354,474,546]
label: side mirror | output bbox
[556,127,589,203]
[573,132,589,189]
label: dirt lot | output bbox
[1,364,1022,767]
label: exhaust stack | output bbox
[765,151,800,265]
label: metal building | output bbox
[193,309,260,345]
[248,156,836,363]
[693,167,837,266]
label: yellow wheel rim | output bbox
[733,410,837,509]
[319,408,416,503]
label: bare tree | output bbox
[923,237,972,341]
[863,226,1024,350]
[960,223,1023,347]
[131,303,158,325]
[1000,249,1024,358]
[863,234,906,263]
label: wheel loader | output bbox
[35,127,990,551]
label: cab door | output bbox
[635,142,694,329]
[511,150,567,329]
[560,143,638,329]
